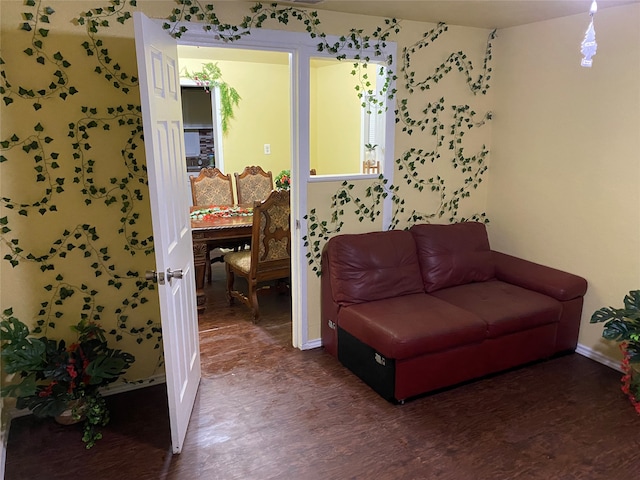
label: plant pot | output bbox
[55,399,87,425]
[365,150,376,167]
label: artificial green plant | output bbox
[182,62,241,135]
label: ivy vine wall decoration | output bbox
[164,1,400,113]
[1,0,496,393]
[1,0,162,386]
[304,23,496,273]
[158,1,495,273]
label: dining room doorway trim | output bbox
[172,22,396,349]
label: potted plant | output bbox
[590,290,640,414]
[364,143,377,167]
[0,311,135,447]
[275,169,291,191]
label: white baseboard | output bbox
[101,373,167,396]
[301,338,322,350]
[575,342,623,373]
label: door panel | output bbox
[134,12,201,454]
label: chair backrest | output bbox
[190,167,234,206]
[234,166,273,206]
[362,160,380,174]
[250,189,291,279]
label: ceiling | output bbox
[281,0,639,29]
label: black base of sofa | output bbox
[337,327,397,403]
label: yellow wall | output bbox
[1,0,498,400]
[487,4,640,362]
[391,21,495,228]
[221,59,291,177]
[1,0,164,386]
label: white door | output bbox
[134,12,201,454]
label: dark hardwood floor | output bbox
[5,263,640,479]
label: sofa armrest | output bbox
[491,251,587,301]
[321,246,341,357]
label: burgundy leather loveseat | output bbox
[321,222,588,403]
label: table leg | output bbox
[193,241,208,313]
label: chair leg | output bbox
[276,278,290,294]
[248,280,260,323]
[205,257,212,284]
[225,263,235,306]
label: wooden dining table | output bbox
[190,206,253,311]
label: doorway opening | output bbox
[175,25,397,350]
[178,45,293,330]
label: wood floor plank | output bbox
[5,264,640,479]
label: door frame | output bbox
[171,22,396,349]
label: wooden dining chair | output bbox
[189,167,240,283]
[234,166,273,206]
[224,189,291,322]
[190,167,235,206]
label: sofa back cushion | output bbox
[325,230,424,306]
[410,222,494,293]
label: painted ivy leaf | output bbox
[38,29,49,37]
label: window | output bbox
[309,59,387,176]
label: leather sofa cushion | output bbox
[430,280,562,338]
[326,230,424,306]
[410,222,495,293]
[338,293,486,360]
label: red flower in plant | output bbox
[619,343,640,415]
[66,364,78,379]
[621,381,630,395]
[38,381,57,397]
